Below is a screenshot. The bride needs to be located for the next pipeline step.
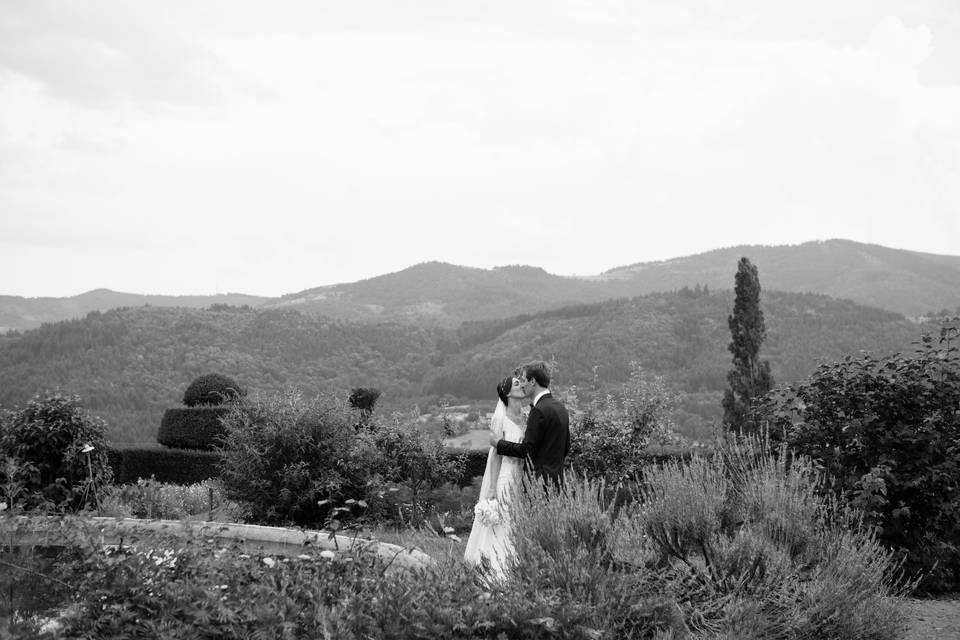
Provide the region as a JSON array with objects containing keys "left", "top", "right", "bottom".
[{"left": 463, "top": 375, "right": 527, "bottom": 577}]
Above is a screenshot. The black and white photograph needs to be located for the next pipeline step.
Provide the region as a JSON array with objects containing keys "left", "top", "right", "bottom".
[{"left": 1, "top": 2, "right": 958, "bottom": 637}]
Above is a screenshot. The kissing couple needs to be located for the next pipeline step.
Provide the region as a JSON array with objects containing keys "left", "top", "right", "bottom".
[{"left": 462, "top": 361, "right": 571, "bottom": 577}]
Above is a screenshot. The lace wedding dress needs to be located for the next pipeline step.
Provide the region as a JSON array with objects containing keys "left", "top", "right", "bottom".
[{"left": 463, "top": 402, "right": 525, "bottom": 578}]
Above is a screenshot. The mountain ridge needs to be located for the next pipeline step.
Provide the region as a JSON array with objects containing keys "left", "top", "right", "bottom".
[{"left": 3, "top": 239, "right": 959, "bottom": 331}]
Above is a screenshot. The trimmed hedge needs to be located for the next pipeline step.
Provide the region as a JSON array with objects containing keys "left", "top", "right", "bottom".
[
  {"left": 108, "top": 448, "right": 221, "bottom": 485},
  {"left": 157, "top": 407, "right": 231, "bottom": 450},
  {"left": 183, "top": 373, "right": 244, "bottom": 407}
]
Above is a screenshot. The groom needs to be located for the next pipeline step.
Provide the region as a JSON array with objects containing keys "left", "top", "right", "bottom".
[{"left": 490, "top": 361, "right": 570, "bottom": 486}]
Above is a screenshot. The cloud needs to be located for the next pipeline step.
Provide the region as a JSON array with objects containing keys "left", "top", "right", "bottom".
[
  {"left": 0, "top": 1, "right": 222, "bottom": 109},
  {"left": 1, "top": 3, "right": 958, "bottom": 296}
]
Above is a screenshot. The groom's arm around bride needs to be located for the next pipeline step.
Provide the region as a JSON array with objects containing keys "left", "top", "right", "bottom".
[{"left": 492, "top": 362, "right": 570, "bottom": 485}]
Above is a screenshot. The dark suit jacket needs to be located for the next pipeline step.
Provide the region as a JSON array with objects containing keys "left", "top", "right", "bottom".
[{"left": 496, "top": 392, "right": 570, "bottom": 483}]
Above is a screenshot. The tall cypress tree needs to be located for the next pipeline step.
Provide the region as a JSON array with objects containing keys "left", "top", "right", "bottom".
[{"left": 722, "top": 257, "right": 773, "bottom": 431}]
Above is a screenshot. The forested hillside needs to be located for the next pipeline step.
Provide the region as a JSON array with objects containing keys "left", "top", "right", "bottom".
[
  {"left": 0, "top": 291, "right": 941, "bottom": 445},
  {"left": 0, "top": 306, "right": 441, "bottom": 444}
]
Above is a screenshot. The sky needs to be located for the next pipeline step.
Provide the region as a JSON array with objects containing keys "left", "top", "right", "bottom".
[{"left": 1, "top": 1, "right": 959, "bottom": 298}]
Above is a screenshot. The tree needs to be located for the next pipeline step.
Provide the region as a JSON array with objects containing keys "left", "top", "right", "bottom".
[{"left": 722, "top": 257, "right": 773, "bottom": 431}]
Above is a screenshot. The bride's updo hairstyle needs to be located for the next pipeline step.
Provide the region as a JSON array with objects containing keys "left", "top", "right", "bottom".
[{"left": 496, "top": 376, "right": 513, "bottom": 406}]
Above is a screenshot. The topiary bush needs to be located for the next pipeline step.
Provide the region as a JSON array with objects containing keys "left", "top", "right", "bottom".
[
  {"left": 156, "top": 373, "right": 245, "bottom": 451},
  {"left": 157, "top": 407, "right": 232, "bottom": 450},
  {"left": 751, "top": 321, "right": 960, "bottom": 594},
  {"left": 0, "top": 393, "right": 113, "bottom": 511},
  {"left": 182, "top": 373, "right": 244, "bottom": 407}
]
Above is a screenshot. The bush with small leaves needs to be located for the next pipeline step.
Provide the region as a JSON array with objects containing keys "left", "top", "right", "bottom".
[
  {"left": 569, "top": 362, "right": 682, "bottom": 483},
  {"left": 750, "top": 321, "right": 960, "bottom": 594},
  {"left": 0, "top": 393, "right": 113, "bottom": 511}
]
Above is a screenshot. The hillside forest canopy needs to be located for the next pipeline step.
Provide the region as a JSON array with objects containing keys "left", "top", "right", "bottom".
[{"left": 0, "top": 288, "right": 946, "bottom": 445}]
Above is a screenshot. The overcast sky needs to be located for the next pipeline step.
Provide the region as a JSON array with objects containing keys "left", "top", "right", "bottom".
[{"left": 2, "top": 1, "right": 958, "bottom": 298}]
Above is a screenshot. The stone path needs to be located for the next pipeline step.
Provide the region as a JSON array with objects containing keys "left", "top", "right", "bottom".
[{"left": 904, "top": 597, "right": 960, "bottom": 640}]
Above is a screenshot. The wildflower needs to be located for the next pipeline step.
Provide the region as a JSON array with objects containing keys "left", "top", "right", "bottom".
[
  {"left": 320, "top": 550, "right": 336, "bottom": 560},
  {"left": 262, "top": 557, "right": 276, "bottom": 568}
]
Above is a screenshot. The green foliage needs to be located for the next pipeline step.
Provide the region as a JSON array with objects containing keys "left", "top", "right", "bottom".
[
  {"left": 723, "top": 257, "right": 773, "bottom": 431},
  {"left": 7, "top": 516, "right": 583, "bottom": 640},
  {"left": 751, "top": 322, "right": 960, "bottom": 594},
  {"left": 569, "top": 364, "right": 683, "bottom": 482},
  {"left": 182, "top": 372, "right": 244, "bottom": 407},
  {"left": 109, "top": 446, "right": 220, "bottom": 485},
  {"left": 3, "top": 440, "right": 910, "bottom": 640},
  {"left": 217, "top": 391, "right": 463, "bottom": 528},
  {"left": 157, "top": 406, "right": 231, "bottom": 450},
  {"left": 216, "top": 391, "right": 360, "bottom": 526},
  {"left": 0, "top": 393, "right": 112, "bottom": 511}
]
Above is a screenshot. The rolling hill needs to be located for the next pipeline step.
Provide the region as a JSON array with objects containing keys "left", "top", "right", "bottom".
[
  {"left": 2, "top": 240, "right": 959, "bottom": 332},
  {"left": 0, "top": 290, "right": 943, "bottom": 445},
  {"left": 0, "top": 290, "right": 269, "bottom": 333}
]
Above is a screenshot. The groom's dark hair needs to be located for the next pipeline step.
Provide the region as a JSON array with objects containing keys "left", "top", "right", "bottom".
[
  {"left": 520, "top": 361, "right": 551, "bottom": 388},
  {"left": 497, "top": 376, "right": 513, "bottom": 406}
]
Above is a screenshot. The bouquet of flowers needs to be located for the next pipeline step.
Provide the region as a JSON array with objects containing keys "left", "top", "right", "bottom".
[{"left": 474, "top": 498, "right": 505, "bottom": 526}]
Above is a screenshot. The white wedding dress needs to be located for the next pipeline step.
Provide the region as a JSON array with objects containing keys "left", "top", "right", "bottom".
[{"left": 463, "top": 402, "right": 525, "bottom": 578}]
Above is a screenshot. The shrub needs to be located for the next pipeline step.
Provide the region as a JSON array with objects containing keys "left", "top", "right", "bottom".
[
  {"left": 751, "top": 322, "right": 960, "bottom": 594},
  {"left": 217, "top": 390, "right": 462, "bottom": 528},
  {"left": 156, "top": 407, "right": 231, "bottom": 450},
  {"left": 504, "top": 436, "right": 909, "bottom": 639},
  {"left": 360, "top": 416, "right": 464, "bottom": 526},
  {"left": 182, "top": 373, "right": 244, "bottom": 407},
  {"left": 4, "top": 438, "right": 910, "bottom": 640},
  {"left": 14, "top": 519, "right": 557, "bottom": 640},
  {"left": 0, "top": 393, "right": 112, "bottom": 511},
  {"left": 216, "top": 391, "right": 360, "bottom": 526},
  {"left": 569, "top": 363, "right": 683, "bottom": 482}
]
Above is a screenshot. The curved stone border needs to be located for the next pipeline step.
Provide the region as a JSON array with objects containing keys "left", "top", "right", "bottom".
[{"left": 8, "top": 516, "right": 434, "bottom": 570}]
